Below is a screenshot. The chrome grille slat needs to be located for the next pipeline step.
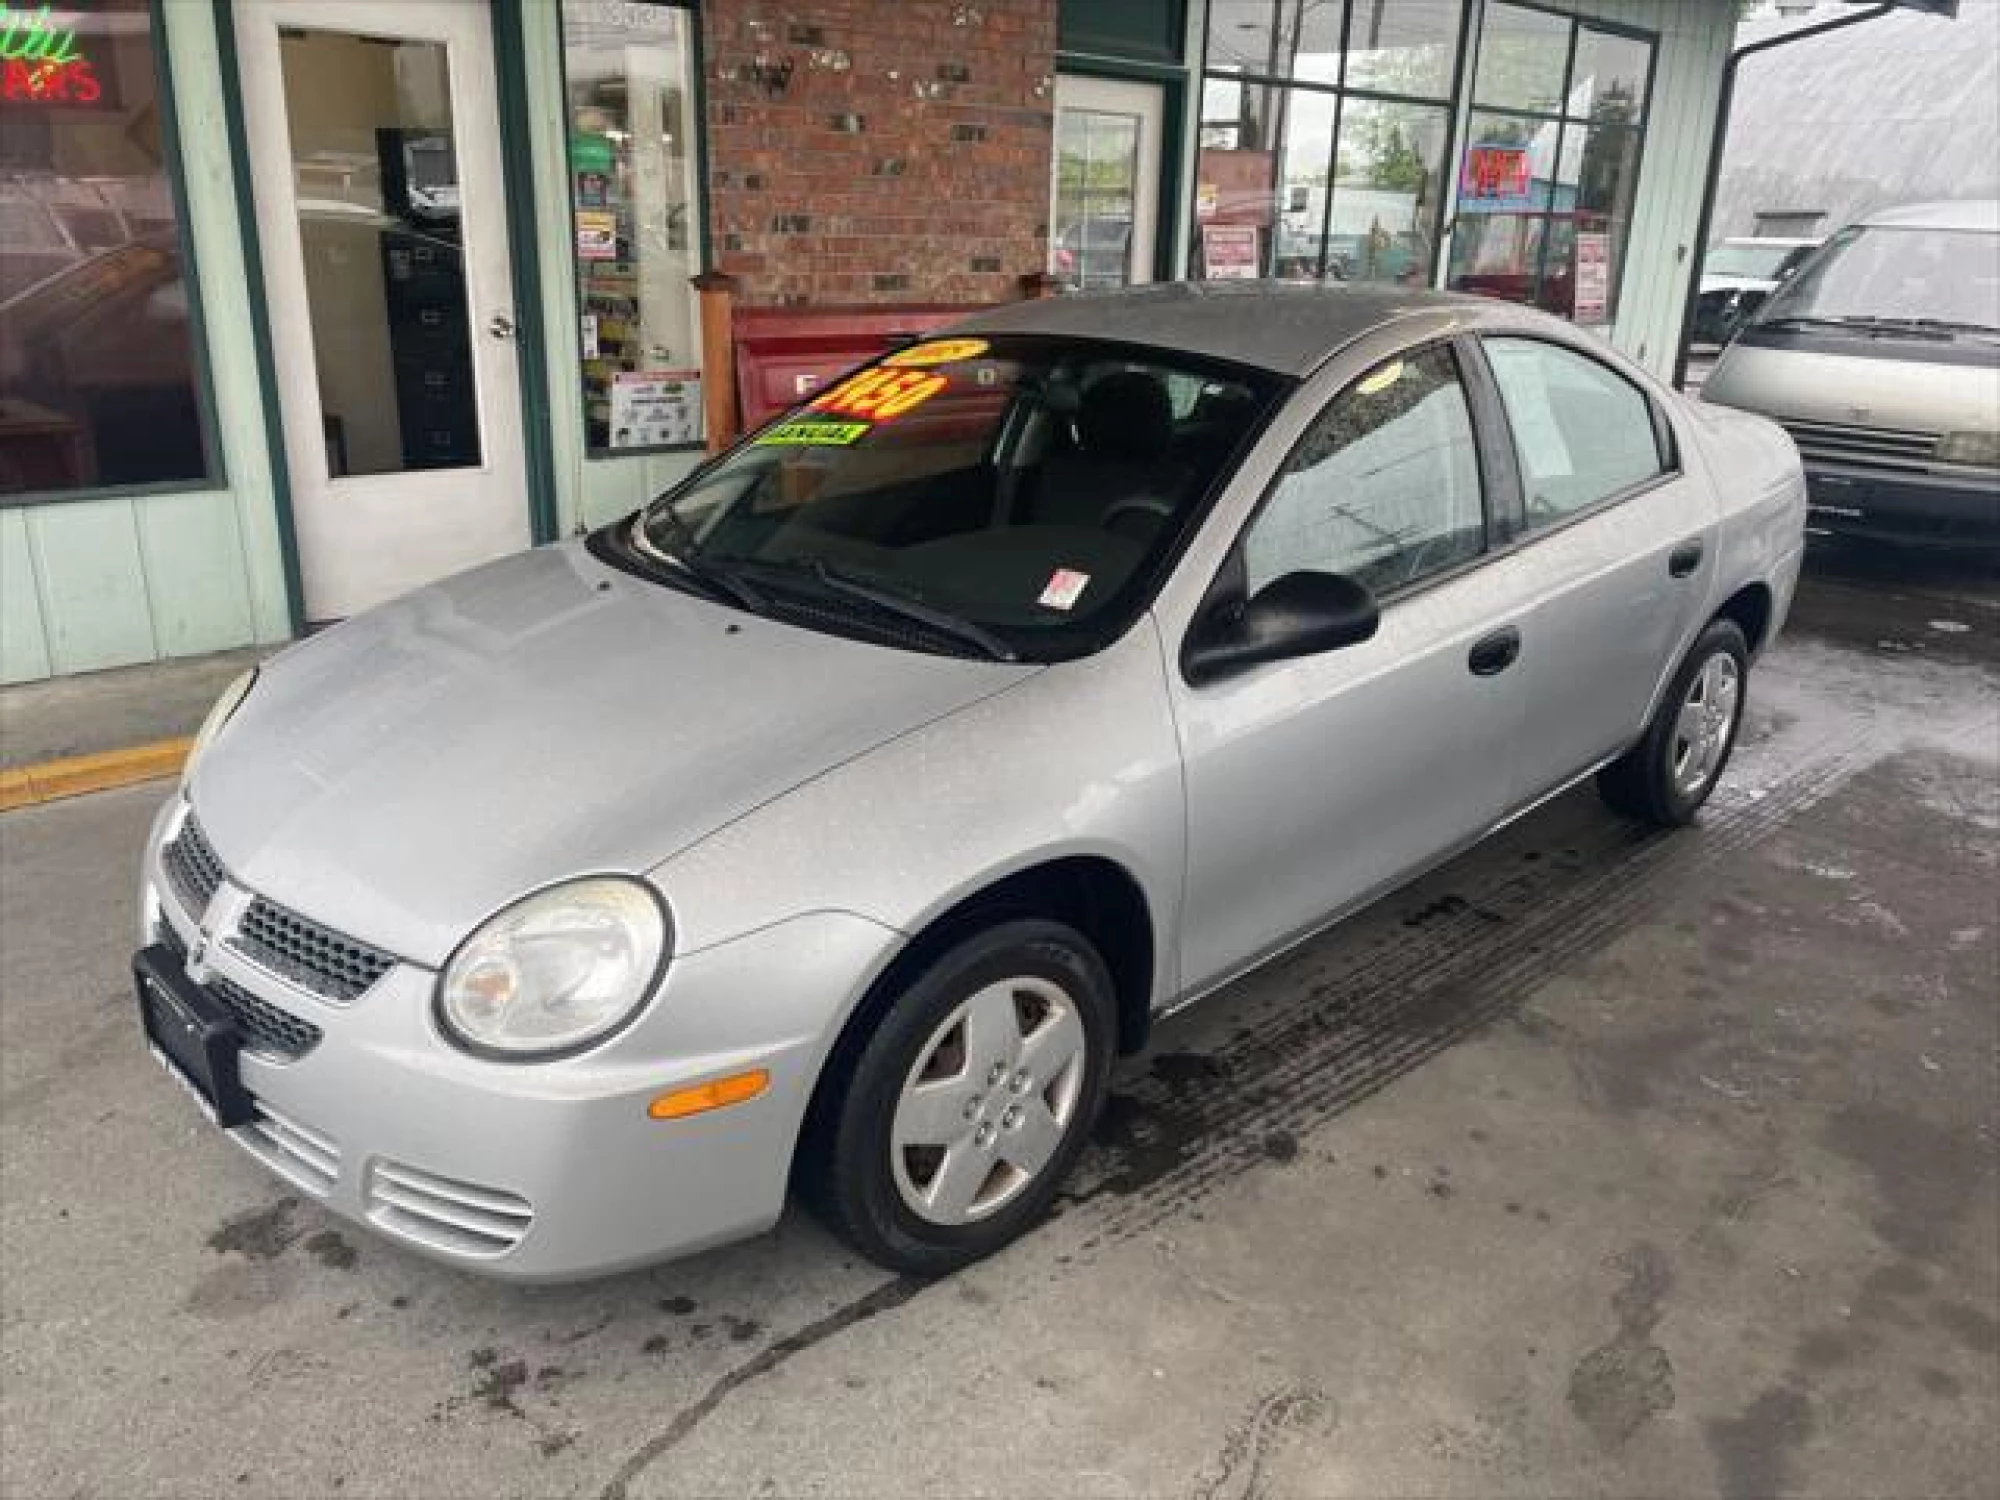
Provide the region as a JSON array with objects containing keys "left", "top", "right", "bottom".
[
  {"left": 1782, "top": 419, "right": 1939, "bottom": 472},
  {"left": 365, "top": 1160, "right": 532, "bottom": 1256},
  {"left": 238, "top": 1103, "right": 341, "bottom": 1196},
  {"left": 231, "top": 898, "right": 395, "bottom": 1004},
  {"left": 372, "top": 1162, "right": 532, "bottom": 1218},
  {"left": 161, "top": 814, "right": 225, "bottom": 918}
]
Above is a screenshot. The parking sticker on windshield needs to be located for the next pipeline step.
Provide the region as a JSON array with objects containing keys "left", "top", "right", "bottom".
[
  {"left": 1038, "top": 568, "right": 1091, "bottom": 611},
  {"left": 755, "top": 418, "right": 870, "bottom": 447}
]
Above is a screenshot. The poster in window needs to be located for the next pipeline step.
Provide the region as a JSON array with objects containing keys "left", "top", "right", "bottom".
[
  {"left": 610, "top": 370, "right": 701, "bottom": 448},
  {"left": 1574, "top": 232, "right": 1611, "bottom": 323},
  {"left": 1202, "top": 224, "right": 1259, "bottom": 281},
  {"left": 575, "top": 209, "right": 617, "bottom": 261}
]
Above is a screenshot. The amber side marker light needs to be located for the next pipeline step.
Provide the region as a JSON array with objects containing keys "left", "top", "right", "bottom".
[{"left": 648, "top": 1069, "right": 771, "bottom": 1120}]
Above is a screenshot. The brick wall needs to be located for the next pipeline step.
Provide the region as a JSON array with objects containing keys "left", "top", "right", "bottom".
[{"left": 703, "top": 0, "right": 1059, "bottom": 307}]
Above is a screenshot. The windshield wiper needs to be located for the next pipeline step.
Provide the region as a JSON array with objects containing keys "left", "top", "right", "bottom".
[
  {"left": 757, "top": 558, "right": 1018, "bottom": 662},
  {"left": 628, "top": 511, "right": 769, "bottom": 613},
  {"left": 1871, "top": 316, "right": 2000, "bottom": 340},
  {"left": 1757, "top": 314, "right": 1903, "bottom": 337}
]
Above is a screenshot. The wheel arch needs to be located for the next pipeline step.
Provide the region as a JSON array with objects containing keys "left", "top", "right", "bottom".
[
  {"left": 1712, "top": 579, "right": 1775, "bottom": 657},
  {"left": 790, "top": 853, "right": 1159, "bottom": 1189}
]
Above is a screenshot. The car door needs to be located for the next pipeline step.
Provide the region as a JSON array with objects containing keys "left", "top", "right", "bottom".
[
  {"left": 1472, "top": 336, "right": 1720, "bottom": 809},
  {"left": 1167, "top": 339, "right": 1543, "bottom": 995}
]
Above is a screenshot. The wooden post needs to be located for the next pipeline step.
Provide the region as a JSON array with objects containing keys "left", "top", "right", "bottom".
[
  {"left": 1017, "top": 270, "right": 1062, "bottom": 300},
  {"left": 690, "top": 269, "right": 741, "bottom": 451}
]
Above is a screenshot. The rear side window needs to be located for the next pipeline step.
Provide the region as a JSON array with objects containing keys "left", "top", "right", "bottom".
[
  {"left": 1243, "top": 345, "right": 1485, "bottom": 597},
  {"left": 1482, "top": 338, "right": 1665, "bottom": 527}
]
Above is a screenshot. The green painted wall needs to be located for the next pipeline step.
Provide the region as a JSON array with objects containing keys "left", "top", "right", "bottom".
[{"left": 1, "top": 0, "right": 293, "bottom": 686}]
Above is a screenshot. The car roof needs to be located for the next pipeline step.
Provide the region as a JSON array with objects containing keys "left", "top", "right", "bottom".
[
  {"left": 1857, "top": 199, "right": 2000, "bottom": 232},
  {"left": 1720, "top": 236, "right": 1818, "bottom": 247},
  {"left": 952, "top": 280, "right": 1502, "bottom": 377}
]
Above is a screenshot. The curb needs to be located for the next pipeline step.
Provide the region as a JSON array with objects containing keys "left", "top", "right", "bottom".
[{"left": 0, "top": 738, "right": 192, "bottom": 813}]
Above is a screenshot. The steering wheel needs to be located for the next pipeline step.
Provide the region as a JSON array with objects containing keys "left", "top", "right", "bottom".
[{"left": 1102, "top": 496, "right": 1173, "bottom": 540}]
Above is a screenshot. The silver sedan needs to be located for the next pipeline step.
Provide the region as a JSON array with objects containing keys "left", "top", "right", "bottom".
[{"left": 135, "top": 284, "right": 1806, "bottom": 1279}]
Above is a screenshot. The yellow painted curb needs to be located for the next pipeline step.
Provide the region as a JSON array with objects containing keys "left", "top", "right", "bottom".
[{"left": 0, "top": 738, "right": 192, "bottom": 813}]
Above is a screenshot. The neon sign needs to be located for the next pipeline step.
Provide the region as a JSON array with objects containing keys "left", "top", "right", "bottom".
[
  {"left": 1, "top": 5, "right": 101, "bottom": 104},
  {"left": 1462, "top": 145, "right": 1531, "bottom": 203}
]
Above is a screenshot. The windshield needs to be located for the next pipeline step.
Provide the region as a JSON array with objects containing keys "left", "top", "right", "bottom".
[
  {"left": 621, "top": 335, "right": 1280, "bottom": 660},
  {"left": 1705, "top": 241, "right": 1802, "bottom": 280},
  {"left": 1754, "top": 225, "right": 2000, "bottom": 330}
]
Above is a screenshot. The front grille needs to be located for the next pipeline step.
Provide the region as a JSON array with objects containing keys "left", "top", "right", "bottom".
[
  {"left": 237, "top": 1102, "right": 340, "bottom": 1196},
  {"left": 232, "top": 898, "right": 395, "bottom": 1004},
  {"left": 161, "top": 813, "right": 225, "bottom": 918},
  {"left": 207, "top": 973, "right": 323, "bottom": 1061},
  {"left": 157, "top": 922, "right": 322, "bottom": 1061},
  {"left": 1782, "top": 419, "right": 1940, "bottom": 474},
  {"left": 366, "top": 1160, "right": 533, "bottom": 1257}
]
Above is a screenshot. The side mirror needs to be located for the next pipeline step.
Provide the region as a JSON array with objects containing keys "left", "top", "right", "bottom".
[{"left": 1183, "top": 570, "right": 1380, "bottom": 686}]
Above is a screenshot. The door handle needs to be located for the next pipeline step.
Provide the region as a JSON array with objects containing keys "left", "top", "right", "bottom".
[
  {"left": 1468, "top": 626, "right": 1522, "bottom": 677},
  {"left": 1668, "top": 538, "right": 1704, "bottom": 577},
  {"left": 487, "top": 313, "right": 517, "bottom": 341}
]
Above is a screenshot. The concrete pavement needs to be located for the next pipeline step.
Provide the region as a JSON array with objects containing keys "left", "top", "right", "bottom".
[{"left": 1, "top": 555, "right": 1995, "bottom": 1499}]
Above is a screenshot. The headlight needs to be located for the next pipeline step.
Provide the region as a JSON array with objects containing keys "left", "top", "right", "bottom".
[
  {"left": 182, "top": 668, "right": 256, "bottom": 785},
  {"left": 436, "top": 877, "right": 669, "bottom": 1059},
  {"left": 1937, "top": 431, "right": 2000, "bottom": 468}
]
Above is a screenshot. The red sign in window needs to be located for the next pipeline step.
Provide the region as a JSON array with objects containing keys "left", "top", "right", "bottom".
[{"left": 1462, "top": 145, "right": 1531, "bottom": 202}]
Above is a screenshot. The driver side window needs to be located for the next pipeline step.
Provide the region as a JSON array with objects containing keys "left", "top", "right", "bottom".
[{"left": 1242, "top": 345, "right": 1486, "bottom": 598}]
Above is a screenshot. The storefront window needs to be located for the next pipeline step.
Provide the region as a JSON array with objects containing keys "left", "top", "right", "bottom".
[
  {"left": 0, "top": 0, "right": 215, "bottom": 498},
  {"left": 561, "top": 0, "right": 703, "bottom": 453},
  {"left": 1052, "top": 109, "right": 1140, "bottom": 289},
  {"left": 1194, "top": 1, "right": 1466, "bottom": 287},
  {"left": 1448, "top": 3, "right": 1653, "bottom": 327}
]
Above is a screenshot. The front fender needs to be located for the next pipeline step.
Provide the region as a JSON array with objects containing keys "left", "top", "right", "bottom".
[{"left": 649, "top": 620, "right": 1188, "bottom": 1009}]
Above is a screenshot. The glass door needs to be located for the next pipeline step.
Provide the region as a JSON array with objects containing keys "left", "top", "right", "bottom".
[
  {"left": 1050, "top": 76, "right": 1164, "bottom": 291},
  {"left": 234, "top": 0, "right": 530, "bottom": 622}
]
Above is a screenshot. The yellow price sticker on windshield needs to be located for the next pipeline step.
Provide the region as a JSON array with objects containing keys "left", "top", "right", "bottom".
[
  {"left": 883, "top": 337, "right": 990, "bottom": 367},
  {"left": 755, "top": 418, "right": 869, "bottom": 447},
  {"left": 1356, "top": 359, "right": 1405, "bottom": 397}
]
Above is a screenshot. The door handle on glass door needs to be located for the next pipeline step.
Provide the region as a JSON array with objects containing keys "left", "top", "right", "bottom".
[
  {"left": 1468, "top": 627, "right": 1522, "bottom": 677},
  {"left": 487, "top": 314, "right": 517, "bottom": 340}
]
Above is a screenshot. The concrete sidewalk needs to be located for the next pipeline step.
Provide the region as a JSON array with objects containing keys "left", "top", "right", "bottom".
[{"left": 0, "top": 647, "right": 265, "bottom": 777}]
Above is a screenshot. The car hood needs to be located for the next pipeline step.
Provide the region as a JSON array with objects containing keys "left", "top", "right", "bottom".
[{"left": 191, "top": 542, "right": 1036, "bottom": 966}]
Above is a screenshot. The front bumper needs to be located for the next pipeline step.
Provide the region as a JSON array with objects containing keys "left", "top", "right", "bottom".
[
  {"left": 1805, "top": 461, "right": 2000, "bottom": 546},
  {"left": 138, "top": 799, "right": 899, "bottom": 1281}
]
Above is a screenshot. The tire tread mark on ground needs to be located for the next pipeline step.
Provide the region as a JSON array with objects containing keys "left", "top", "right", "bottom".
[
  {"left": 1071, "top": 733, "right": 1886, "bottom": 1246},
  {"left": 595, "top": 1276, "right": 924, "bottom": 1500}
]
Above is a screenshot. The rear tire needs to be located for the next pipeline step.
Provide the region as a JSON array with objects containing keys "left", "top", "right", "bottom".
[
  {"left": 1598, "top": 618, "right": 1749, "bottom": 826},
  {"left": 804, "top": 918, "right": 1115, "bottom": 1275}
]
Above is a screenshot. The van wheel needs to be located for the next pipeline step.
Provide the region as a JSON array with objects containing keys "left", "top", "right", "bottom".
[
  {"left": 807, "top": 919, "right": 1115, "bottom": 1275},
  {"left": 1598, "top": 618, "right": 1749, "bottom": 826}
]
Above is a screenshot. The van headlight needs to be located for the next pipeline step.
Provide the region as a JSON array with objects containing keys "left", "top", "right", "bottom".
[
  {"left": 437, "top": 878, "right": 670, "bottom": 1059},
  {"left": 182, "top": 668, "right": 257, "bottom": 785},
  {"left": 1937, "top": 431, "right": 2000, "bottom": 468}
]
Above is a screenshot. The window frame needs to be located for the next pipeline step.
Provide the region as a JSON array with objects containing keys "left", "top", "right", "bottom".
[
  {"left": 554, "top": 0, "right": 712, "bottom": 461},
  {"left": 1449, "top": 0, "right": 1660, "bottom": 324},
  {"left": 1185, "top": 334, "right": 1510, "bottom": 664},
  {"left": 0, "top": 0, "right": 227, "bottom": 510},
  {"left": 1193, "top": 0, "right": 1473, "bottom": 288},
  {"left": 1462, "top": 330, "right": 1682, "bottom": 544}
]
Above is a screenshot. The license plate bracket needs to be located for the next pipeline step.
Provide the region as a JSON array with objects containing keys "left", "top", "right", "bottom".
[{"left": 134, "top": 943, "right": 253, "bottom": 1129}]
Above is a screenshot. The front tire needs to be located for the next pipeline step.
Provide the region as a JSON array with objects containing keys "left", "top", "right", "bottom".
[
  {"left": 807, "top": 919, "right": 1116, "bottom": 1275},
  {"left": 1598, "top": 618, "right": 1749, "bottom": 826}
]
